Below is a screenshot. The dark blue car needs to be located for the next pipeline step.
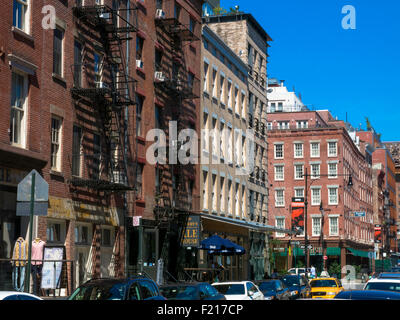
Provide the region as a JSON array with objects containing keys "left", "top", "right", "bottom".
[
  {"left": 257, "top": 280, "right": 290, "bottom": 300},
  {"left": 280, "top": 274, "right": 311, "bottom": 299},
  {"left": 159, "top": 282, "right": 226, "bottom": 300},
  {"left": 68, "top": 276, "right": 166, "bottom": 300},
  {"left": 335, "top": 290, "right": 400, "bottom": 300}
]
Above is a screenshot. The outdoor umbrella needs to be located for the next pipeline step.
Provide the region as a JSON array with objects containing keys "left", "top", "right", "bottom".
[
  {"left": 200, "top": 235, "right": 226, "bottom": 251},
  {"left": 201, "top": 235, "right": 245, "bottom": 255}
]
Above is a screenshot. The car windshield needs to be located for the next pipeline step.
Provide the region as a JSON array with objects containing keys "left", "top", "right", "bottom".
[
  {"left": 69, "top": 282, "right": 127, "bottom": 300},
  {"left": 365, "top": 282, "right": 400, "bottom": 292},
  {"left": 258, "top": 282, "right": 276, "bottom": 291},
  {"left": 213, "top": 284, "right": 245, "bottom": 295},
  {"left": 160, "top": 286, "right": 198, "bottom": 300},
  {"left": 281, "top": 276, "right": 300, "bottom": 286},
  {"left": 310, "top": 280, "right": 337, "bottom": 288}
]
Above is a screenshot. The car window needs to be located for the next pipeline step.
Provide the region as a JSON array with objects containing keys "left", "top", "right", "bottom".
[
  {"left": 129, "top": 283, "right": 141, "bottom": 300},
  {"left": 201, "top": 283, "right": 218, "bottom": 297},
  {"left": 258, "top": 282, "right": 276, "bottom": 291},
  {"left": 69, "top": 282, "right": 127, "bottom": 300},
  {"left": 3, "top": 295, "right": 19, "bottom": 300},
  {"left": 198, "top": 284, "right": 209, "bottom": 298},
  {"left": 213, "top": 284, "right": 245, "bottom": 295},
  {"left": 365, "top": 282, "right": 400, "bottom": 292},
  {"left": 139, "top": 281, "right": 158, "bottom": 299},
  {"left": 310, "top": 280, "right": 338, "bottom": 288},
  {"left": 160, "top": 286, "right": 198, "bottom": 300}
]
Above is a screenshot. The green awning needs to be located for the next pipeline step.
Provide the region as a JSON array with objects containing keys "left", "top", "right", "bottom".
[
  {"left": 293, "top": 247, "right": 305, "bottom": 256},
  {"left": 347, "top": 248, "right": 370, "bottom": 258},
  {"left": 326, "top": 247, "right": 341, "bottom": 256}
]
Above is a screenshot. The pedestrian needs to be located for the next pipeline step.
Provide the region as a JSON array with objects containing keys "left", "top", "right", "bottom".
[
  {"left": 271, "top": 268, "right": 279, "bottom": 279},
  {"left": 310, "top": 265, "right": 316, "bottom": 279}
]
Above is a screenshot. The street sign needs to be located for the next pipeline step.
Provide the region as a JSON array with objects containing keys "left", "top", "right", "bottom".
[
  {"left": 132, "top": 216, "right": 142, "bottom": 227},
  {"left": 16, "top": 170, "right": 48, "bottom": 216},
  {"left": 323, "top": 255, "right": 328, "bottom": 260},
  {"left": 353, "top": 211, "right": 365, "bottom": 217},
  {"left": 307, "top": 245, "right": 313, "bottom": 250}
]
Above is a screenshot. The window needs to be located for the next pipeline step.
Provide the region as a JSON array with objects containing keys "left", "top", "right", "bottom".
[
  {"left": 241, "top": 92, "right": 246, "bottom": 118},
  {"left": 227, "top": 81, "right": 232, "bottom": 109},
  {"left": 267, "top": 122, "right": 272, "bottom": 130},
  {"left": 234, "top": 87, "right": 239, "bottom": 114},
  {"left": 329, "top": 216, "right": 339, "bottom": 236},
  {"left": 136, "top": 36, "right": 144, "bottom": 65},
  {"left": 203, "top": 62, "right": 209, "bottom": 92},
  {"left": 72, "top": 125, "right": 83, "bottom": 176},
  {"left": 139, "top": 281, "right": 158, "bottom": 300},
  {"left": 294, "top": 188, "right": 304, "bottom": 198},
  {"left": 311, "top": 163, "right": 320, "bottom": 179},
  {"left": 274, "top": 165, "right": 284, "bottom": 181},
  {"left": 235, "top": 183, "right": 240, "bottom": 217},
  {"left": 219, "top": 74, "right": 225, "bottom": 104},
  {"left": 53, "top": 27, "right": 64, "bottom": 76},
  {"left": 294, "top": 164, "right": 304, "bottom": 180},
  {"left": 275, "top": 189, "right": 285, "bottom": 207},
  {"left": 92, "top": 133, "right": 101, "bottom": 179},
  {"left": 311, "top": 187, "right": 321, "bottom": 206},
  {"left": 211, "top": 174, "right": 217, "bottom": 211},
  {"left": 227, "top": 180, "right": 232, "bottom": 215},
  {"left": 270, "top": 103, "right": 276, "bottom": 112},
  {"left": 277, "top": 102, "right": 283, "bottom": 112},
  {"left": 202, "top": 171, "right": 208, "bottom": 210},
  {"left": 75, "top": 224, "right": 90, "bottom": 245},
  {"left": 13, "top": 0, "right": 29, "bottom": 32},
  {"left": 174, "top": 3, "right": 181, "bottom": 20},
  {"left": 156, "top": 0, "right": 163, "bottom": 10},
  {"left": 94, "top": 52, "right": 103, "bottom": 84},
  {"left": 73, "top": 40, "right": 83, "bottom": 87},
  {"left": 136, "top": 164, "right": 144, "bottom": 199},
  {"left": 278, "top": 121, "right": 289, "bottom": 129},
  {"left": 51, "top": 117, "right": 62, "bottom": 171},
  {"left": 276, "top": 217, "right": 285, "bottom": 237},
  {"left": 328, "top": 162, "right": 338, "bottom": 178},
  {"left": 220, "top": 177, "right": 225, "bottom": 213},
  {"left": 274, "top": 143, "right": 284, "bottom": 159},
  {"left": 189, "top": 17, "right": 195, "bottom": 34},
  {"left": 136, "top": 94, "right": 143, "bottom": 137},
  {"left": 312, "top": 217, "right": 321, "bottom": 236},
  {"left": 211, "top": 68, "right": 217, "bottom": 98},
  {"left": 10, "top": 72, "right": 27, "bottom": 147},
  {"left": 101, "top": 228, "right": 112, "bottom": 246},
  {"left": 328, "top": 141, "right": 338, "bottom": 157},
  {"left": 310, "top": 142, "right": 320, "bottom": 158},
  {"left": 46, "top": 221, "right": 64, "bottom": 243},
  {"left": 294, "top": 143, "right": 303, "bottom": 158},
  {"left": 296, "top": 121, "right": 308, "bottom": 129},
  {"left": 328, "top": 187, "right": 339, "bottom": 205}
]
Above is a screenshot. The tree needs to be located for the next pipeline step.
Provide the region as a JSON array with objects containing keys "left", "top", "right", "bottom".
[{"left": 212, "top": 6, "right": 227, "bottom": 16}]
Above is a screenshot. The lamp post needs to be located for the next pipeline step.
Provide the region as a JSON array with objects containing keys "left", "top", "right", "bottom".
[{"left": 302, "top": 168, "right": 353, "bottom": 270}]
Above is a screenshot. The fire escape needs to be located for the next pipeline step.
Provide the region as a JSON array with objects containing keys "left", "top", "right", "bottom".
[
  {"left": 153, "top": 3, "right": 200, "bottom": 281},
  {"left": 69, "top": 4, "right": 137, "bottom": 193}
]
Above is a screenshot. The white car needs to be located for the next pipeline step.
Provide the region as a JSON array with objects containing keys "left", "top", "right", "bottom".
[
  {"left": 364, "top": 274, "right": 400, "bottom": 293},
  {"left": 0, "top": 291, "right": 43, "bottom": 300},
  {"left": 287, "top": 268, "right": 311, "bottom": 278},
  {"left": 211, "top": 281, "right": 264, "bottom": 300}
]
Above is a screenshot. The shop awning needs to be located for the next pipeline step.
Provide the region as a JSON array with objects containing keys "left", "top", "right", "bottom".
[
  {"left": 200, "top": 235, "right": 246, "bottom": 255},
  {"left": 347, "top": 248, "right": 370, "bottom": 258},
  {"left": 326, "top": 247, "right": 341, "bottom": 256}
]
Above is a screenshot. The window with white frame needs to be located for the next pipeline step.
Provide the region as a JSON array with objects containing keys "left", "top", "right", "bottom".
[
  {"left": 202, "top": 113, "right": 209, "bottom": 153},
  {"left": 211, "top": 68, "right": 217, "bottom": 97},
  {"left": 241, "top": 92, "right": 246, "bottom": 118},
  {"left": 328, "top": 162, "right": 338, "bottom": 178},
  {"left": 329, "top": 216, "right": 339, "bottom": 236},
  {"left": 274, "top": 165, "right": 284, "bottom": 181},
  {"left": 53, "top": 27, "right": 64, "bottom": 77},
  {"left": 235, "top": 183, "right": 240, "bottom": 217},
  {"left": 274, "top": 143, "right": 284, "bottom": 159},
  {"left": 310, "top": 142, "right": 320, "bottom": 157},
  {"left": 267, "top": 122, "right": 273, "bottom": 130},
  {"left": 10, "top": 72, "right": 27, "bottom": 147},
  {"left": 227, "top": 127, "right": 233, "bottom": 163},
  {"left": 275, "top": 217, "right": 285, "bottom": 237},
  {"left": 277, "top": 121, "right": 289, "bottom": 129},
  {"left": 203, "top": 62, "right": 209, "bottom": 92},
  {"left": 101, "top": 227, "right": 114, "bottom": 247},
  {"left": 13, "top": 0, "right": 29, "bottom": 33},
  {"left": 312, "top": 217, "right": 321, "bottom": 236},
  {"left": 296, "top": 120, "right": 308, "bottom": 129},
  {"left": 294, "top": 187, "right": 304, "bottom": 198},
  {"left": 51, "top": 117, "right": 62, "bottom": 171},
  {"left": 227, "top": 81, "right": 232, "bottom": 109},
  {"left": 292, "top": 164, "right": 302, "bottom": 180},
  {"left": 328, "top": 141, "right": 338, "bottom": 157},
  {"left": 241, "top": 186, "right": 246, "bottom": 217},
  {"left": 75, "top": 223, "right": 92, "bottom": 245},
  {"left": 220, "top": 177, "right": 225, "bottom": 213},
  {"left": 47, "top": 220, "right": 66, "bottom": 244},
  {"left": 202, "top": 171, "right": 208, "bottom": 210},
  {"left": 311, "top": 187, "right": 321, "bottom": 206},
  {"left": 72, "top": 125, "right": 82, "bottom": 176},
  {"left": 227, "top": 180, "right": 232, "bottom": 215},
  {"left": 219, "top": 74, "right": 225, "bottom": 103},
  {"left": 328, "top": 186, "right": 339, "bottom": 205},
  {"left": 211, "top": 174, "right": 217, "bottom": 211},
  {"left": 234, "top": 87, "right": 239, "bottom": 114},
  {"left": 294, "top": 143, "right": 304, "bottom": 158},
  {"left": 311, "top": 163, "right": 320, "bottom": 179},
  {"left": 275, "top": 189, "right": 285, "bottom": 207}
]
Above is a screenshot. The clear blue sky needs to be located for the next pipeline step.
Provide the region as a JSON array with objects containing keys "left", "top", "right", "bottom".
[{"left": 221, "top": 0, "right": 400, "bottom": 141}]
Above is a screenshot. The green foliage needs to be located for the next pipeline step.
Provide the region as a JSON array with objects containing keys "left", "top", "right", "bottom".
[
  {"left": 212, "top": 6, "right": 227, "bottom": 15},
  {"left": 328, "top": 261, "right": 341, "bottom": 277}
]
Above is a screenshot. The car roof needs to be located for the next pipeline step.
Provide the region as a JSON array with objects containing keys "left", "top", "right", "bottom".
[
  {"left": 310, "top": 277, "right": 336, "bottom": 280},
  {"left": 0, "top": 291, "right": 43, "bottom": 299},
  {"left": 377, "top": 272, "right": 400, "bottom": 279},
  {"left": 367, "top": 278, "right": 400, "bottom": 283},
  {"left": 212, "top": 281, "right": 250, "bottom": 285},
  {"left": 160, "top": 282, "right": 207, "bottom": 288},
  {"left": 80, "top": 276, "right": 153, "bottom": 286}
]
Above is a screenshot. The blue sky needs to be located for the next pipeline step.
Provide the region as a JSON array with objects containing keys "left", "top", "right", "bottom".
[{"left": 220, "top": 0, "right": 400, "bottom": 141}]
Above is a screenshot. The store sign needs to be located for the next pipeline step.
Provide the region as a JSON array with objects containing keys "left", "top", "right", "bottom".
[
  {"left": 182, "top": 215, "right": 200, "bottom": 247},
  {"left": 374, "top": 225, "right": 382, "bottom": 243}
]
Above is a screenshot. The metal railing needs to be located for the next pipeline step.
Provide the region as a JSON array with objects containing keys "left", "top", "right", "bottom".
[{"left": 0, "top": 259, "right": 75, "bottom": 298}]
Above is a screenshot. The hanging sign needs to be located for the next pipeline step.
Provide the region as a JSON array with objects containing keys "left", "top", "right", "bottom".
[
  {"left": 291, "top": 198, "right": 305, "bottom": 234},
  {"left": 182, "top": 215, "right": 200, "bottom": 247}
]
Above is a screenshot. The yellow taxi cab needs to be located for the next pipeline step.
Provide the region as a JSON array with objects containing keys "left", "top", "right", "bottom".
[{"left": 309, "top": 277, "right": 343, "bottom": 299}]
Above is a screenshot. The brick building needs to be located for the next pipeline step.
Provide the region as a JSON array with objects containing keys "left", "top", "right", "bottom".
[{"left": 267, "top": 109, "right": 374, "bottom": 275}]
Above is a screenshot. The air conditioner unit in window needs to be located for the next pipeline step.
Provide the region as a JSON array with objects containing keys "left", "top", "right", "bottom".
[
  {"left": 99, "top": 12, "right": 110, "bottom": 20},
  {"left": 136, "top": 60, "right": 143, "bottom": 69},
  {"left": 95, "top": 81, "right": 108, "bottom": 89},
  {"left": 154, "top": 71, "right": 165, "bottom": 81},
  {"left": 155, "top": 9, "right": 166, "bottom": 19}
]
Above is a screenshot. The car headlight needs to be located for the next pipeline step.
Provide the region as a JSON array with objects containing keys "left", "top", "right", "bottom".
[
  {"left": 264, "top": 296, "right": 274, "bottom": 300},
  {"left": 327, "top": 292, "right": 336, "bottom": 296},
  {"left": 291, "top": 291, "right": 298, "bottom": 296}
]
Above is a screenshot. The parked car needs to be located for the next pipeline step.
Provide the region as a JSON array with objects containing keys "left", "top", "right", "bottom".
[
  {"left": 280, "top": 274, "right": 311, "bottom": 299},
  {"left": 287, "top": 267, "right": 311, "bottom": 278},
  {"left": 256, "top": 280, "right": 290, "bottom": 300},
  {"left": 376, "top": 272, "right": 400, "bottom": 279},
  {"left": 159, "top": 282, "right": 225, "bottom": 300},
  {"left": 363, "top": 277, "right": 400, "bottom": 293},
  {"left": 0, "top": 292, "right": 43, "bottom": 300},
  {"left": 68, "top": 277, "right": 166, "bottom": 300},
  {"left": 212, "top": 281, "right": 264, "bottom": 300},
  {"left": 309, "top": 277, "right": 344, "bottom": 299},
  {"left": 335, "top": 290, "right": 400, "bottom": 300}
]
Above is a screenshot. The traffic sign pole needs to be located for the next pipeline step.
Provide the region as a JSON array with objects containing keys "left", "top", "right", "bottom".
[{"left": 25, "top": 172, "right": 35, "bottom": 293}]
